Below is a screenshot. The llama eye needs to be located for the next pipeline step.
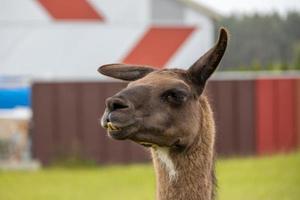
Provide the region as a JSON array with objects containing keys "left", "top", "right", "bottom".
[{"left": 162, "top": 90, "right": 188, "bottom": 105}]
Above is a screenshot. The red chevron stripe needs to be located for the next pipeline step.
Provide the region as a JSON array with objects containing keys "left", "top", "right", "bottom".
[
  {"left": 38, "top": 0, "right": 104, "bottom": 20},
  {"left": 123, "top": 27, "right": 195, "bottom": 68}
]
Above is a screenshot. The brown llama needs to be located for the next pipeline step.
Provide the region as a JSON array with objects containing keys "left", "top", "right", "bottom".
[{"left": 98, "top": 28, "right": 228, "bottom": 200}]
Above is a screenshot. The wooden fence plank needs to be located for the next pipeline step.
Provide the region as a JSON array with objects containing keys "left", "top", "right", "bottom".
[
  {"left": 55, "top": 83, "right": 81, "bottom": 158},
  {"left": 214, "top": 80, "right": 237, "bottom": 156},
  {"left": 256, "top": 79, "right": 276, "bottom": 155},
  {"left": 275, "top": 79, "right": 297, "bottom": 152},
  {"left": 296, "top": 79, "right": 300, "bottom": 148},
  {"left": 236, "top": 80, "right": 255, "bottom": 155},
  {"left": 32, "top": 83, "right": 56, "bottom": 165},
  {"left": 79, "top": 83, "right": 106, "bottom": 163}
]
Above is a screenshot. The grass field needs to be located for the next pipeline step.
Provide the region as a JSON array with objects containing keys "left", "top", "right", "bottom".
[{"left": 0, "top": 152, "right": 299, "bottom": 200}]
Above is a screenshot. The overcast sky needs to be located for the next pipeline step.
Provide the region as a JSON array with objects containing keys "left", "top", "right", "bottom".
[{"left": 196, "top": 0, "right": 300, "bottom": 16}]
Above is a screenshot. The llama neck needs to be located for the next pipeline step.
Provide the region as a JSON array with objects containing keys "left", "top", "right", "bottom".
[
  {"left": 151, "top": 97, "right": 216, "bottom": 200},
  {"left": 151, "top": 142, "right": 215, "bottom": 200}
]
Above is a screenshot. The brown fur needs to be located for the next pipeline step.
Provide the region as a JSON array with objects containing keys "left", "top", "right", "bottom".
[
  {"left": 98, "top": 28, "right": 228, "bottom": 200},
  {"left": 152, "top": 96, "right": 216, "bottom": 200}
]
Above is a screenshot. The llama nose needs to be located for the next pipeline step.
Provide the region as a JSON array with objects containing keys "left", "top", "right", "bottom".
[{"left": 106, "top": 97, "right": 130, "bottom": 112}]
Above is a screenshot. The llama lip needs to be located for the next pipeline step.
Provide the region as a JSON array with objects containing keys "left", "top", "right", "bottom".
[
  {"left": 138, "top": 141, "right": 156, "bottom": 148},
  {"left": 107, "top": 128, "right": 132, "bottom": 140},
  {"left": 104, "top": 122, "right": 137, "bottom": 140},
  {"left": 105, "top": 122, "right": 128, "bottom": 139}
]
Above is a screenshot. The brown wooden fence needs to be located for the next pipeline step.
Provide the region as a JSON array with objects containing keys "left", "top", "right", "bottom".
[
  {"left": 32, "top": 82, "right": 149, "bottom": 165},
  {"left": 207, "top": 80, "right": 255, "bottom": 156},
  {"left": 32, "top": 78, "right": 300, "bottom": 166}
]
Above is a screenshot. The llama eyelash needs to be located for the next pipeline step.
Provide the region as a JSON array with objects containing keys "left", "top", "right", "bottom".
[{"left": 160, "top": 88, "right": 189, "bottom": 107}]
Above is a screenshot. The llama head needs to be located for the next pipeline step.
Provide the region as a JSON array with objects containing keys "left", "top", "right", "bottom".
[{"left": 98, "top": 28, "right": 228, "bottom": 150}]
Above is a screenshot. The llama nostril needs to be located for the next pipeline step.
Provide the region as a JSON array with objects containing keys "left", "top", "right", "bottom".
[
  {"left": 107, "top": 97, "right": 130, "bottom": 111},
  {"left": 112, "top": 101, "right": 128, "bottom": 110}
]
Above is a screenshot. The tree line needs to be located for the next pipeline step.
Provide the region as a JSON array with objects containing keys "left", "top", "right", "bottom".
[{"left": 217, "top": 12, "right": 300, "bottom": 70}]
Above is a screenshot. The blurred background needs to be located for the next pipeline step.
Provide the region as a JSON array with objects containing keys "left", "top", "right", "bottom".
[{"left": 0, "top": 0, "right": 299, "bottom": 200}]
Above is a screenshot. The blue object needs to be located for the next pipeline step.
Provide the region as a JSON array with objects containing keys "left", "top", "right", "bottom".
[{"left": 0, "top": 87, "right": 31, "bottom": 108}]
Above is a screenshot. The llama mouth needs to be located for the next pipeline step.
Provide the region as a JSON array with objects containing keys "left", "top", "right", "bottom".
[
  {"left": 138, "top": 141, "right": 156, "bottom": 148},
  {"left": 107, "top": 122, "right": 121, "bottom": 131},
  {"left": 107, "top": 128, "right": 129, "bottom": 140},
  {"left": 104, "top": 122, "right": 137, "bottom": 140}
]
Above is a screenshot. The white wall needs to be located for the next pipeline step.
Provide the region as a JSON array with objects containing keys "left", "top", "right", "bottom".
[
  {"left": 0, "top": 0, "right": 216, "bottom": 80},
  {"left": 89, "top": 0, "right": 151, "bottom": 24},
  {"left": 0, "top": 24, "right": 147, "bottom": 80},
  {"left": 0, "top": 0, "right": 50, "bottom": 21},
  {"left": 167, "top": 7, "right": 215, "bottom": 68}
]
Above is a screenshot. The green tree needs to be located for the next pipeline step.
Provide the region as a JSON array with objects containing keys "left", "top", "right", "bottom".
[
  {"left": 293, "top": 42, "right": 300, "bottom": 69},
  {"left": 217, "top": 12, "right": 300, "bottom": 70}
]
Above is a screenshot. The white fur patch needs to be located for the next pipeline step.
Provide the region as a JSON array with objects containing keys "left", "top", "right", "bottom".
[{"left": 155, "top": 147, "right": 177, "bottom": 181}]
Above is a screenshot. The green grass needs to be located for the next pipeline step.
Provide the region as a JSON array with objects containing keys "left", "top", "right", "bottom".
[
  {"left": 0, "top": 152, "right": 299, "bottom": 200},
  {"left": 217, "top": 152, "right": 300, "bottom": 200}
]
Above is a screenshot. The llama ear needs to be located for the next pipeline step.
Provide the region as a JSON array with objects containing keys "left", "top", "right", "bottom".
[
  {"left": 98, "top": 64, "right": 155, "bottom": 81},
  {"left": 188, "top": 28, "right": 228, "bottom": 93}
]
